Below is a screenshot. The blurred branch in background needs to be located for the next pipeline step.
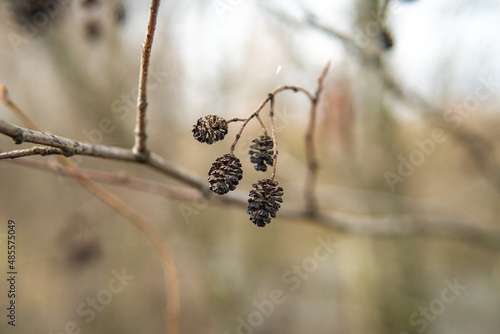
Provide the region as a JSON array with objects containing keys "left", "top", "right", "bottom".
[
  {"left": 304, "top": 61, "right": 330, "bottom": 216},
  {"left": 264, "top": 1, "right": 500, "bottom": 197},
  {"left": 7, "top": 150, "right": 500, "bottom": 251},
  {"left": 1, "top": 51, "right": 499, "bottom": 252},
  {"left": 383, "top": 73, "right": 500, "bottom": 195}
]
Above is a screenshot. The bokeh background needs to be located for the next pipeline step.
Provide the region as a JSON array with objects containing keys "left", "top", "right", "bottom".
[{"left": 1, "top": 0, "right": 500, "bottom": 333}]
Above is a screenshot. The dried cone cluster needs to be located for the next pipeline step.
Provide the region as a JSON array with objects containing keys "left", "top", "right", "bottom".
[
  {"left": 249, "top": 135, "right": 274, "bottom": 172},
  {"left": 208, "top": 154, "right": 243, "bottom": 195},
  {"left": 247, "top": 179, "right": 283, "bottom": 227},
  {"left": 192, "top": 114, "right": 284, "bottom": 227},
  {"left": 192, "top": 115, "right": 228, "bottom": 144}
]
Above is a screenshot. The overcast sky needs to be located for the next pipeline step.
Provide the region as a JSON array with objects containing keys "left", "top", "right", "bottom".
[{"left": 124, "top": 0, "right": 500, "bottom": 111}]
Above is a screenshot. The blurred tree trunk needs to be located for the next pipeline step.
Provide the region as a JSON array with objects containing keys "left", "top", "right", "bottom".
[{"left": 352, "top": 0, "right": 401, "bottom": 191}]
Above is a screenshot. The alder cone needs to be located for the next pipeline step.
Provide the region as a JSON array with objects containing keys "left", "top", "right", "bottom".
[
  {"left": 192, "top": 115, "right": 228, "bottom": 144},
  {"left": 208, "top": 154, "right": 243, "bottom": 195},
  {"left": 249, "top": 135, "right": 274, "bottom": 172},
  {"left": 247, "top": 179, "right": 283, "bottom": 227}
]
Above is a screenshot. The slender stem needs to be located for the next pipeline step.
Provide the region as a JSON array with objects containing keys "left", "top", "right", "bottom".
[
  {"left": 0, "top": 84, "right": 39, "bottom": 130},
  {"left": 229, "top": 96, "right": 272, "bottom": 154},
  {"left": 255, "top": 114, "right": 268, "bottom": 137},
  {"left": 302, "top": 12, "right": 381, "bottom": 60},
  {"left": 0, "top": 146, "right": 72, "bottom": 159},
  {"left": 229, "top": 85, "right": 313, "bottom": 154},
  {"left": 304, "top": 62, "right": 330, "bottom": 216},
  {"left": 226, "top": 118, "right": 247, "bottom": 123},
  {"left": 272, "top": 85, "right": 314, "bottom": 102},
  {"left": 133, "top": 0, "right": 161, "bottom": 158},
  {"left": 268, "top": 94, "right": 278, "bottom": 180}
]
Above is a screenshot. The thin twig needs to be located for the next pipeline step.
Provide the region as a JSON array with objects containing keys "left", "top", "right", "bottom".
[
  {"left": 1, "top": 84, "right": 39, "bottom": 129},
  {"left": 147, "top": 152, "right": 208, "bottom": 194},
  {"left": 269, "top": 94, "right": 278, "bottom": 180},
  {"left": 229, "top": 85, "right": 314, "bottom": 154},
  {"left": 0, "top": 146, "right": 72, "bottom": 159},
  {"left": 304, "top": 62, "right": 330, "bottom": 216},
  {"left": 229, "top": 97, "right": 271, "bottom": 154},
  {"left": 264, "top": 6, "right": 381, "bottom": 62},
  {"left": 260, "top": 3, "right": 360, "bottom": 53},
  {"left": 255, "top": 114, "right": 268, "bottom": 137},
  {"left": 272, "top": 85, "right": 314, "bottom": 102},
  {"left": 133, "top": 0, "right": 161, "bottom": 158},
  {"left": 226, "top": 117, "right": 247, "bottom": 123}
]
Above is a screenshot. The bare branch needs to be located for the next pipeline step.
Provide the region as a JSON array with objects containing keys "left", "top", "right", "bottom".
[
  {"left": 255, "top": 114, "right": 268, "bottom": 137},
  {"left": 0, "top": 120, "right": 207, "bottom": 193},
  {"left": 270, "top": 5, "right": 500, "bottom": 199},
  {"left": 147, "top": 152, "right": 208, "bottom": 193},
  {"left": 382, "top": 73, "right": 500, "bottom": 195},
  {"left": 311, "top": 211, "right": 500, "bottom": 251},
  {"left": 229, "top": 98, "right": 270, "bottom": 154},
  {"left": 272, "top": 85, "right": 314, "bottom": 102},
  {"left": 226, "top": 117, "right": 247, "bottom": 123},
  {"left": 260, "top": 3, "right": 360, "bottom": 52},
  {"left": 133, "top": 0, "right": 161, "bottom": 158},
  {"left": 0, "top": 120, "right": 137, "bottom": 158},
  {"left": 304, "top": 61, "right": 330, "bottom": 216},
  {"left": 263, "top": 5, "right": 381, "bottom": 64}
]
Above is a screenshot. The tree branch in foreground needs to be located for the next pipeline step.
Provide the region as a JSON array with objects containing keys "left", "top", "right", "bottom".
[{"left": 0, "top": 120, "right": 207, "bottom": 193}]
